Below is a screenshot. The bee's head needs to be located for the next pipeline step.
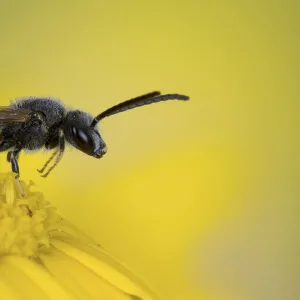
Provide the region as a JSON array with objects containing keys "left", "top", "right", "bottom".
[
  {"left": 64, "top": 110, "right": 107, "bottom": 158},
  {"left": 65, "top": 91, "right": 189, "bottom": 158}
]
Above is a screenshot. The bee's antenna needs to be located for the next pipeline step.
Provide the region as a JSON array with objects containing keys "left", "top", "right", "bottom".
[{"left": 91, "top": 91, "right": 189, "bottom": 127}]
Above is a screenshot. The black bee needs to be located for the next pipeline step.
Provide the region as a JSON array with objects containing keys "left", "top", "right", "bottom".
[{"left": 0, "top": 91, "right": 189, "bottom": 180}]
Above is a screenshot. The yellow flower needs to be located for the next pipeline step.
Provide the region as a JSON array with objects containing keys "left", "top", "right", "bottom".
[{"left": 0, "top": 172, "right": 161, "bottom": 300}]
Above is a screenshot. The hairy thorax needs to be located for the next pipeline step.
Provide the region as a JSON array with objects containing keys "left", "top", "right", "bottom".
[
  {"left": 9, "top": 97, "right": 67, "bottom": 151},
  {"left": 12, "top": 97, "right": 66, "bottom": 128}
]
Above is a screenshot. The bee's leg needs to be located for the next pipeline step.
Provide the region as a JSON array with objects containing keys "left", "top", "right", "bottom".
[
  {"left": 7, "top": 146, "right": 22, "bottom": 179},
  {"left": 41, "top": 130, "right": 65, "bottom": 178},
  {"left": 0, "top": 139, "right": 16, "bottom": 152},
  {"left": 7, "top": 146, "right": 24, "bottom": 196},
  {"left": 37, "top": 150, "right": 58, "bottom": 173},
  {"left": 38, "top": 131, "right": 59, "bottom": 173}
]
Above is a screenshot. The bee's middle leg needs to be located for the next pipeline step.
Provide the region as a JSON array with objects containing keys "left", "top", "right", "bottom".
[
  {"left": 7, "top": 145, "right": 23, "bottom": 179},
  {"left": 0, "top": 138, "right": 19, "bottom": 176}
]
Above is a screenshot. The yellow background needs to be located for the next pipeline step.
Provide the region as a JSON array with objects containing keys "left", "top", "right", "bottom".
[{"left": 0, "top": 1, "right": 298, "bottom": 300}]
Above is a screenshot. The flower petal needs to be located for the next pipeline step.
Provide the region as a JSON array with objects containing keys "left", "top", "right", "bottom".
[
  {"left": 51, "top": 239, "right": 159, "bottom": 300},
  {"left": 40, "top": 247, "right": 133, "bottom": 300},
  {"left": 0, "top": 255, "right": 75, "bottom": 299},
  {"left": 0, "top": 276, "right": 20, "bottom": 299}
]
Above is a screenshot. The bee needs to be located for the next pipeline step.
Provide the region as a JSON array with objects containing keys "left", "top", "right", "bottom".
[{"left": 0, "top": 91, "right": 189, "bottom": 180}]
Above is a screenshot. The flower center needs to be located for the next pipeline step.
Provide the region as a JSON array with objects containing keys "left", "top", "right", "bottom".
[{"left": 0, "top": 173, "right": 61, "bottom": 257}]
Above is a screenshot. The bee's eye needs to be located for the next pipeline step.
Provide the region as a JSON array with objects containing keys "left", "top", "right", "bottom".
[{"left": 71, "top": 126, "right": 94, "bottom": 154}]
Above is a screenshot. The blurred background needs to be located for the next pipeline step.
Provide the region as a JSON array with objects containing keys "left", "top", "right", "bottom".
[{"left": 0, "top": 1, "right": 298, "bottom": 299}]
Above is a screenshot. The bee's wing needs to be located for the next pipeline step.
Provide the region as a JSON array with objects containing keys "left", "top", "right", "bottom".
[{"left": 0, "top": 106, "right": 32, "bottom": 123}]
